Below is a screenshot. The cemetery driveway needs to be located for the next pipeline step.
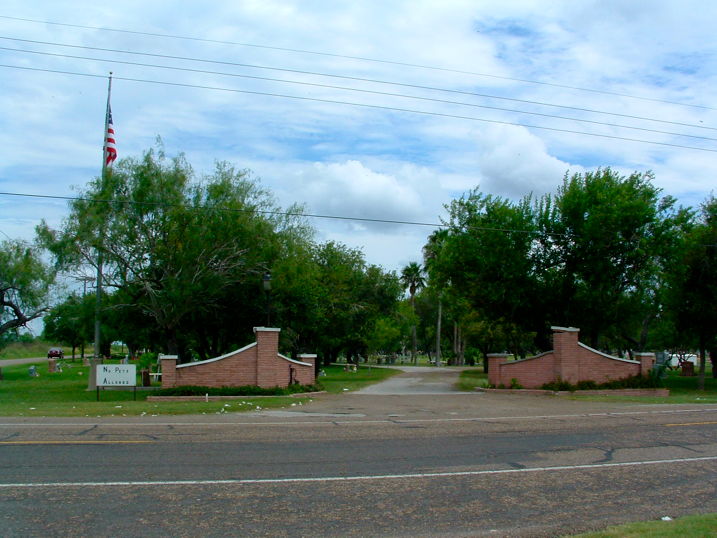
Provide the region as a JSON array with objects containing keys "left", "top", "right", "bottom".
[{"left": 353, "top": 365, "right": 474, "bottom": 395}]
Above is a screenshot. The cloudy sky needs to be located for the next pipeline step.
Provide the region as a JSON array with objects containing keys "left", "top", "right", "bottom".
[{"left": 1, "top": 1, "right": 716, "bottom": 273}]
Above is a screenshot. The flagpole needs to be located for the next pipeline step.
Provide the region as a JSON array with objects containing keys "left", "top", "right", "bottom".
[{"left": 90, "top": 73, "right": 113, "bottom": 385}]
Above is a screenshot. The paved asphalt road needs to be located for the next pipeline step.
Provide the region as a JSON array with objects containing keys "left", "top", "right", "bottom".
[{"left": 1, "top": 367, "right": 716, "bottom": 537}]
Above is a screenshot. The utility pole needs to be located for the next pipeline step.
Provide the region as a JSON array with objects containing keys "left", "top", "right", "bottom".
[
  {"left": 435, "top": 295, "right": 442, "bottom": 366},
  {"left": 75, "top": 275, "right": 94, "bottom": 361}
]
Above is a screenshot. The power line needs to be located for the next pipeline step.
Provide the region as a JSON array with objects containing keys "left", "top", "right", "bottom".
[
  {"left": 0, "top": 13, "right": 712, "bottom": 112},
  {"left": 0, "top": 190, "right": 574, "bottom": 238},
  {"left": 2, "top": 63, "right": 716, "bottom": 154},
  {"left": 3, "top": 45, "right": 716, "bottom": 143},
  {"left": 0, "top": 189, "right": 444, "bottom": 228},
  {"left": 2, "top": 36, "right": 714, "bottom": 133}
]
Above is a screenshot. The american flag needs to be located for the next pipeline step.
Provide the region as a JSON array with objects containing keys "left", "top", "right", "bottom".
[{"left": 104, "top": 106, "right": 117, "bottom": 167}]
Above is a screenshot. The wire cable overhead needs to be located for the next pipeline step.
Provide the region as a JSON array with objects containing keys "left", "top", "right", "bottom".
[
  {"left": 2, "top": 45, "right": 715, "bottom": 142},
  {"left": 1, "top": 36, "right": 713, "bottom": 133},
  {"left": 1, "top": 63, "right": 714, "bottom": 154},
  {"left": 0, "top": 13, "right": 713, "bottom": 111}
]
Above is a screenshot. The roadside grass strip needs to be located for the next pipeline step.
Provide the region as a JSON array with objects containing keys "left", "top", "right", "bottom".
[{"left": 572, "top": 512, "right": 717, "bottom": 537}]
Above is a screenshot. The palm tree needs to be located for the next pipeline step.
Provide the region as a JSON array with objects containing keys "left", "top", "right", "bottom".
[{"left": 401, "top": 262, "right": 425, "bottom": 364}]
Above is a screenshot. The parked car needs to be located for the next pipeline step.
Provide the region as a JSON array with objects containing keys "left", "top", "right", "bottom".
[{"left": 47, "top": 347, "right": 64, "bottom": 359}]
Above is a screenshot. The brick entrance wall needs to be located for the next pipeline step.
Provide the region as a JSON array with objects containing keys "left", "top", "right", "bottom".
[
  {"left": 160, "top": 327, "right": 316, "bottom": 389},
  {"left": 488, "top": 326, "right": 655, "bottom": 389}
]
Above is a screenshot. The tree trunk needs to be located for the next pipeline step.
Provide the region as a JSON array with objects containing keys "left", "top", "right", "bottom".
[
  {"left": 410, "top": 294, "right": 417, "bottom": 364},
  {"left": 710, "top": 349, "right": 717, "bottom": 379},
  {"left": 451, "top": 322, "right": 456, "bottom": 366},
  {"left": 457, "top": 327, "right": 465, "bottom": 366},
  {"left": 435, "top": 298, "right": 442, "bottom": 365},
  {"left": 452, "top": 323, "right": 464, "bottom": 366},
  {"left": 589, "top": 330, "right": 599, "bottom": 350},
  {"left": 166, "top": 328, "right": 179, "bottom": 359},
  {"left": 638, "top": 313, "right": 654, "bottom": 350},
  {"left": 698, "top": 339, "right": 706, "bottom": 391}
]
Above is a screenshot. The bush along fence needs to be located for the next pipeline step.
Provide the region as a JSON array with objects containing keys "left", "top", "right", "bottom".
[
  {"left": 487, "top": 326, "right": 656, "bottom": 390},
  {"left": 160, "top": 327, "right": 316, "bottom": 389}
]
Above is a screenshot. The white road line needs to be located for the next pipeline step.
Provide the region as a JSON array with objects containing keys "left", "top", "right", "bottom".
[
  {"left": 1, "top": 455, "right": 716, "bottom": 489},
  {"left": 1, "top": 407, "right": 716, "bottom": 427}
]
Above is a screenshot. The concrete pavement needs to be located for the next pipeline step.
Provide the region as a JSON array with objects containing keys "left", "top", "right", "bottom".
[{"left": 355, "top": 365, "right": 476, "bottom": 394}]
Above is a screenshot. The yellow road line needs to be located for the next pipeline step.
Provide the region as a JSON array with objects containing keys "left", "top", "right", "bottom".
[
  {"left": 665, "top": 421, "right": 717, "bottom": 427},
  {"left": 0, "top": 440, "right": 153, "bottom": 445}
]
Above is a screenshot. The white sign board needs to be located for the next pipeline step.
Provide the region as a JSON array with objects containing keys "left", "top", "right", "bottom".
[{"left": 96, "top": 364, "right": 136, "bottom": 387}]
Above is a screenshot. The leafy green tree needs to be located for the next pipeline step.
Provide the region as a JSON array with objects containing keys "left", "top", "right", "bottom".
[
  {"left": 366, "top": 315, "right": 404, "bottom": 358},
  {"left": 306, "top": 242, "right": 401, "bottom": 366},
  {"left": 430, "top": 190, "right": 538, "bottom": 358},
  {"left": 0, "top": 239, "right": 54, "bottom": 338},
  {"left": 39, "top": 145, "right": 306, "bottom": 360},
  {"left": 422, "top": 230, "right": 447, "bottom": 362},
  {"left": 413, "top": 286, "right": 443, "bottom": 363},
  {"left": 400, "top": 262, "right": 425, "bottom": 364},
  {"left": 42, "top": 293, "right": 95, "bottom": 359},
  {"left": 101, "top": 288, "right": 159, "bottom": 358},
  {"left": 535, "top": 168, "right": 680, "bottom": 350},
  {"left": 664, "top": 196, "right": 717, "bottom": 388}
]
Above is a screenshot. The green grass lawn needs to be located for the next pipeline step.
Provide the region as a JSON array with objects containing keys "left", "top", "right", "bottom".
[
  {"left": 318, "top": 364, "right": 401, "bottom": 393},
  {"left": 456, "top": 369, "right": 489, "bottom": 391},
  {"left": 0, "top": 340, "right": 57, "bottom": 360},
  {"left": 571, "top": 513, "right": 717, "bottom": 537},
  {"left": 0, "top": 340, "right": 134, "bottom": 361},
  {"left": 0, "top": 361, "right": 400, "bottom": 417}
]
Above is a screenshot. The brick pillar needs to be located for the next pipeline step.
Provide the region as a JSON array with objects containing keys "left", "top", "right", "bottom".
[
  {"left": 552, "top": 326, "right": 580, "bottom": 383},
  {"left": 255, "top": 327, "right": 281, "bottom": 388},
  {"left": 299, "top": 353, "right": 316, "bottom": 385},
  {"left": 635, "top": 352, "right": 655, "bottom": 376},
  {"left": 160, "top": 355, "right": 177, "bottom": 388},
  {"left": 487, "top": 353, "right": 510, "bottom": 387}
]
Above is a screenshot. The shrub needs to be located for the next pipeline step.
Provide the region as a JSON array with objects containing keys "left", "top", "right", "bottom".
[
  {"left": 137, "top": 352, "right": 158, "bottom": 371},
  {"left": 540, "top": 378, "right": 575, "bottom": 391},
  {"left": 540, "top": 374, "right": 662, "bottom": 392},
  {"left": 576, "top": 380, "right": 598, "bottom": 390}
]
